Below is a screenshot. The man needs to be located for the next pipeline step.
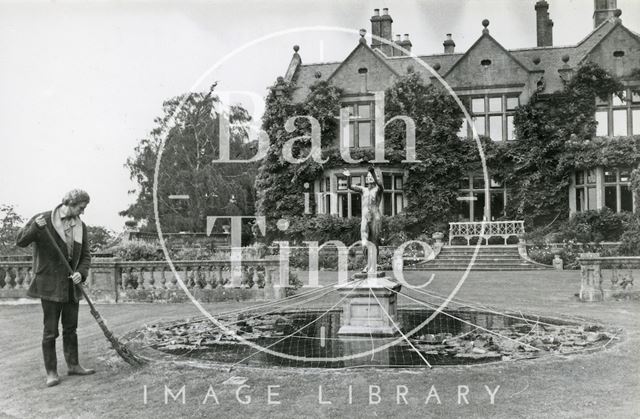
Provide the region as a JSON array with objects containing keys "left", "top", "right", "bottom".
[
  {"left": 343, "top": 166, "right": 384, "bottom": 273},
  {"left": 17, "top": 189, "right": 95, "bottom": 387}
]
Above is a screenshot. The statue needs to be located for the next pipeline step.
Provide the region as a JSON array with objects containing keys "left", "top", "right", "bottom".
[{"left": 343, "top": 166, "right": 384, "bottom": 273}]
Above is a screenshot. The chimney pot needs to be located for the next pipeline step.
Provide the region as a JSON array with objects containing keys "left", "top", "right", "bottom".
[
  {"left": 443, "top": 33, "right": 456, "bottom": 53},
  {"left": 383, "top": 8, "right": 389, "bottom": 15},
  {"left": 374, "top": 8, "right": 380, "bottom": 16},
  {"left": 395, "top": 34, "right": 401, "bottom": 41},
  {"left": 404, "top": 33, "right": 410, "bottom": 40}
]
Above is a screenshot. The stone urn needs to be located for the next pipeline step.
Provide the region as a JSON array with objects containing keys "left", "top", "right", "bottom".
[{"left": 432, "top": 232, "right": 444, "bottom": 246}]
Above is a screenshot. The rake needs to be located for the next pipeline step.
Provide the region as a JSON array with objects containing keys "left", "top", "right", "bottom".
[{"left": 42, "top": 226, "right": 146, "bottom": 367}]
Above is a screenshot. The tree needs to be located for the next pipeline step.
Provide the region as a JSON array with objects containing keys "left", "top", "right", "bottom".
[
  {"left": 0, "top": 204, "right": 26, "bottom": 256},
  {"left": 121, "top": 85, "right": 258, "bottom": 233},
  {"left": 87, "top": 226, "right": 117, "bottom": 252}
]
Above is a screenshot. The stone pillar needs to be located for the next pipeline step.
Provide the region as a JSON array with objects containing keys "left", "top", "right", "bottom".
[
  {"left": 552, "top": 248, "right": 564, "bottom": 270},
  {"left": 86, "top": 257, "right": 121, "bottom": 303},
  {"left": 579, "top": 253, "right": 603, "bottom": 302}
]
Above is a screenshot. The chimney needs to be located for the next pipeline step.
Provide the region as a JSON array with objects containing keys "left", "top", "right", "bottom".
[
  {"left": 395, "top": 33, "right": 412, "bottom": 56},
  {"left": 370, "top": 9, "right": 382, "bottom": 50},
  {"left": 535, "top": 1, "right": 553, "bottom": 47},
  {"left": 443, "top": 33, "right": 455, "bottom": 54},
  {"left": 379, "top": 8, "right": 394, "bottom": 56},
  {"left": 593, "top": 0, "right": 618, "bottom": 28}
]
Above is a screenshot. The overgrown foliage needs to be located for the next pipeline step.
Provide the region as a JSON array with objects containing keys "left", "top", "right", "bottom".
[
  {"left": 504, "top": 62, "right": 625, "bottom": 226},
  {"left": 122, "top": 85, "right": 258, "bottom": 233}
]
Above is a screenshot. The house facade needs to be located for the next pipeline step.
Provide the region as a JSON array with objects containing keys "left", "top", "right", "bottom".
[{"left": 278, "top": 1, "right": 639, "bottom": 222}]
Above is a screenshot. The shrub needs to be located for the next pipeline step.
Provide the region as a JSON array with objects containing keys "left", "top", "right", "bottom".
[
  {"left": 619, "top": 214, "right": 640, "bottom": 256},
  {"left": 108, "top": 240, "right": 162, "bottom": 261}
]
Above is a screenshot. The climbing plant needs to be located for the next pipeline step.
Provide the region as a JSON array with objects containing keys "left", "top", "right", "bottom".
[{"left": 503, "top": 61, "right": 626, "bottom": 226}]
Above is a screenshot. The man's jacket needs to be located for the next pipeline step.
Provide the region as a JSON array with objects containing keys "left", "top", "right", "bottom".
[{"left": 16, "top": 211, "right": 91, "bottom": 303}]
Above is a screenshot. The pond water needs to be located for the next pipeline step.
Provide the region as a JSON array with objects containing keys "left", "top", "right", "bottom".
[{"left": 143, "top": 308, "right": 614, "bottom": 369}]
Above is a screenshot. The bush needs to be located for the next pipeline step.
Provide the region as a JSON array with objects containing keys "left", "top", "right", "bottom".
[
  {"left": 559, "top": 209, "right": 629, "bottom": 242},
  {"left": 619, "top": 214, "right": 640, "bottom": 256},
  {"left": 108, "top": 240, "right": 162, "bottom": 261}
]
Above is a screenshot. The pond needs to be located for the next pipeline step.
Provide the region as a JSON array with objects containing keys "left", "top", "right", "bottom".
[{"left": 137, "top": 308, "right": 619, "bottom": 369}]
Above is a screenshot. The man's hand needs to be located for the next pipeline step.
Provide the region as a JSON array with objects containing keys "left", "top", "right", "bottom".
[
  {"left": 35, "top": 215, "right": 46, "bottom": 228},
  {"left": 70, "top": 272, "right": 82, "bottom": 284},
  {"left": 342, "top": 169, "right": 351, "bottom": 177}
]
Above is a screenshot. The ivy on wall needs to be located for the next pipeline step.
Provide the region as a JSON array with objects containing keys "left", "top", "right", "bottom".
[{"left": 502, "top": 62, "right": 627, "bottom": 226}]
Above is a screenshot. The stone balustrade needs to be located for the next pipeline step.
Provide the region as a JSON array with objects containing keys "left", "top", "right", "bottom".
[
  {"left": 449, "top": 220, "right": 525, "bottom": 245},
  {"left": 0, "top": 258, "right": 285, "bottom": 303}
]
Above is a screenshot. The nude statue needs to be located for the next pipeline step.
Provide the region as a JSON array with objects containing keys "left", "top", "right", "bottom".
[{"left": 342, "top": 166, "right": 384, "bottom": 273}]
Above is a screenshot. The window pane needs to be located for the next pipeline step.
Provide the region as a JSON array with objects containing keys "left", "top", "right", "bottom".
[
  {"left": 358, "top": 104, "right": 371, "bottom": 119},
  {"left": 383, "top": 192, "right": 393, "bottom": 216},
  {"left": 489, "top": 115, "right": 503, "bottom": 141},
  {"left": 337, "top": 176, "right": 347, "bottom": 190},
  {"left": 612, "top": 92, "right": 625, "bottom": 106},
  {"left": 358, "top": 122, "right": 371, "bottom": 147},
  {"left": 621, "top": 185, "right": 633, "bottom": 212},
  {"left": 459, "top": 177, "right": 470, "bottom": 190},
  {"left": 587, "top": 187, "right": 597, "bottom": 210},
  {"left": 604, "top": 186, "right": 617, "bottom": 211},
  {"left": 490, "top": 178, "right": 502, "bottom": 188},
  {"left": 471, "top": 98, "right": 485, "bottom": 113},
  {"left": 633, "top": 110, "right": 640, "bottom": 135},
  {"left": 506, "top": 96, "right": 519, "bottom": 110},
  {"left": 506, "top": 115, "right": 515, "bottom": 140},
  {"left": 395, "top": 194, "right": 403, "bottom": 214},
  {"left": 613, "top": 109, "right": 627, "bottom": 136},
  {"left": 326, "top": 178, "right": 331, "bottom": 191},
  {"left": 319, "top": 179, "right": 324, "bottom": 192},
  {"left": 473, "top": 116, "right": 485, "bottom": 136},
  {"left": 632, "top": 90, "right": 640, "bottom": 103},
  {"left": 352, "top": 176, "right": 362, "bottom": 186},
  {"left": 489, "top": 97, "right": 502, "bottom": 112},
  {"left": 351, "top": 193, "right": 361, "bottom": 218},
  {"left": 339, "top": 193, "right": 348, "bottom": 217},
  {"left": 604, "top": 170, "right": 617, "bottom": 183},
  {"left": 595, "top": 95, "right": 609, "bottom": 106},
  {"left": 490, "top": 191, "right": 505, "bottom": 220},
  {"left": 473, "top": 192, "right": 485, "bottom": 221},
  {"left": 383, "top": 174, "right": 392, "bottom": 190},
  {"left": 348, "top": 123, "right": 356, "bottom": 147},
  {"left": 595, "top": 111, "right": 608, "bottom": 136},
  {"left": 394, "top": 176, "right": 403, "bottom": 190},
  {"left": 457, "top": 197, "right": 471, "bottom": 221},
  {"left": 576, "top": 188, "right": 585, "bottom": 212},
  {"left": 325, "top": 194, "right": 331, "bottom": 213},
  {"left": 473, "top": 176, "right": 485, "bottom": 190},
  {"left": 587, "top": 169, "right": 597, "bottom": 184},
  {"left": 619, "top": 170, "right": 630, "bottom": 182},
  {"left": 576, "top": 171, "right": 585, "bottom": 185}
]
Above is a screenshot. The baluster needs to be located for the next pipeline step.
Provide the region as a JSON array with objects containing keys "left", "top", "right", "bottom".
[
  {"left": 204, "top": 265, "right": 213, "bottom": 290},
  {"left": 120, "top": 267, "right": 128, "bottom": 290},
  {"left": 252, "top": 266, "right": 260, "bottom": 289},
  {"left": 22, "top": 267, "right": 32, "bottom": 289},
  {"left": 147, "top": 267, "right": 156, "bottom": 289},
  {"left": 158, "top": 267, "right": 167, "bottom": 289},
  {"left": 15, "top": 267, "right": 25, "bottom": 289},
  {"left": 3, "top": 267, "right": 11, "bottom": 289},
  {"left": 215, "top": 265, "right": 223, "bottom": 288},
  {"left": 138, "top": 267, "right": 146, "bottom": 290},
  {"left": 6, "top": 267, "right": 16, "bottom": 289}
]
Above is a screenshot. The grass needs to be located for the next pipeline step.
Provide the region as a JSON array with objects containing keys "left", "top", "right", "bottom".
[{"left": 1, "top": 270, "right": 639, "bottom": 418}]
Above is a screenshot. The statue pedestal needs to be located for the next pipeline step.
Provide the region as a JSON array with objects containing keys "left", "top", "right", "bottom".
[{"left": 334, "top": 271, "right": 402, "bottom": 336}]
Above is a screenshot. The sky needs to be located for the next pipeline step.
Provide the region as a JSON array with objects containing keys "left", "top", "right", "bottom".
[{"left": 1, "top": 0, "right": 639, "bottom": 231}]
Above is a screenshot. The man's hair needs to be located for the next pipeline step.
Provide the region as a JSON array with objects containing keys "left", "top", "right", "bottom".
[{"left": 62, "top": 189, "right": 91, "bottom": 206}]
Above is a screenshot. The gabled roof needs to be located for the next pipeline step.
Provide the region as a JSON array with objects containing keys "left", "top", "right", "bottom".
[
  {"left": 578, "top": 19, "right": 640, "bottom": 63},
  {"left": 442, "top": 31, "right": 531, "bottom": 79},
  {"left": 326, "top": 41, "right": 400, "bottom": 83}
]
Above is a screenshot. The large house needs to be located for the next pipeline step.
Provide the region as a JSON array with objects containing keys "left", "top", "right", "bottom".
[{"left": 277, "top": 0, "right": 639, "bottom": 223}]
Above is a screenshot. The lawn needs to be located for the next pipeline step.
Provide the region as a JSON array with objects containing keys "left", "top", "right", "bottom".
[{"left": 1, "top": 270, "right": 638, "bottom": 418}]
